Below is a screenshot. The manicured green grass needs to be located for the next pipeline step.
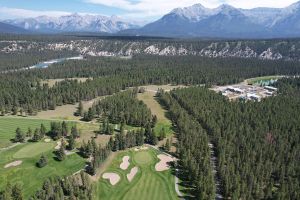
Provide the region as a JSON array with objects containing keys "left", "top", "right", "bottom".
[
  {"left": 134, "top": 151, "right": 153, "bottom": 165},
  {"left": 246, "top": 75, "right": 283, "bottom": 85},
  {"left": 13, "top": 142, "right": 55, "bottom": 159},
  {"left": 0, "top": 117, "right": 55, "bottom": 148},
  {"left": 96, "top": 148, "right": 178, "bottom": 200},
  {"left": 0, "top": 141, "right": 85, "bottom": 198}
]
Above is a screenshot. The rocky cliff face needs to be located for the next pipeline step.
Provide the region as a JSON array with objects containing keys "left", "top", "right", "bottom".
[{"left": 1, "top": 39, "right": 300, "bottom": 61}]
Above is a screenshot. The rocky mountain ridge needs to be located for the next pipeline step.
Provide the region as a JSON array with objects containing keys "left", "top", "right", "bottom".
[
  {"left": 1, "top": 39, "right": 300, "bottom": 61},
  {"left": 3, "top": 13, "right": 139, "bottom": 33},
  {"left": 122, "top": 2, "right": 300, "bottom": 38}
]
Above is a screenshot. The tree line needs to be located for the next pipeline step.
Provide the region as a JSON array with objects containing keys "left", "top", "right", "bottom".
[
  {"left": 84, "top": 90, "right": 153, "bottom": 126},
  {"left": 167, "top": 78, "right": 300, "bottom": 199},
  {"left": 157, "top": 90, "right": 216, "bottom": 199},
  {"left": 1, "top": 55, "right": 300, "bottom": 115}
]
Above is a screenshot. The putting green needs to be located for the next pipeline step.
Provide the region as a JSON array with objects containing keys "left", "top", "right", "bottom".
[
  {"left": 96, "top": 149, "right": 179, "bottom": 200},
  {"left": 13, "top": 142, "right": 55, "bottom": 159},
  {"left": 134, "top": 151, "right": 153, "bottom": 165}
]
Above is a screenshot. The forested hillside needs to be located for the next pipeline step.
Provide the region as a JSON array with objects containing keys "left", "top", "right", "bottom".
[
  {"left": 163, "top": 78, "right": 300, "bottom": 199},
  {"left": 2, "top": 35, "right": 300, "bottom": 71}
]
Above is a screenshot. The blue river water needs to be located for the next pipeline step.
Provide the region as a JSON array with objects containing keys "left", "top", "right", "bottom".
[{"left": 29, "top": 56, "right": 83, "bottom": 69}]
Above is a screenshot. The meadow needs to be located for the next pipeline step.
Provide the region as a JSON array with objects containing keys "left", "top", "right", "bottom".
[
  {"left": 137, "top": 91, "right": 173, "bottom": 137},
  {"left": 96, "top": 148, "right": 178, "bottom": 200}
]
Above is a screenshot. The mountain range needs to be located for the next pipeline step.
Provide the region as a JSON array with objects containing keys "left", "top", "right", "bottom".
[
  {"left": 2, "top": 14, "right": 139, "bottom": 33},
  {"left": 122, "top": 1, "right": 300, "bottom": 38},
  {"left": 0, "top": 22, "right": 28, "bottom": 34},
  {"left": 1, "top": 1, "right": 300, "bottom": 38}
]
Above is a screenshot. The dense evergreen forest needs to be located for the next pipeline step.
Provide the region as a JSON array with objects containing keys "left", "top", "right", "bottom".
[
  {"left": 158, "top": 90, "right": 216, "bottom": 199},
  {"left": 31, "top": 171, "right": 93, "bottom": 200},
  {"left": 0, "top": 55, "right": 300, "bottom": 114},
  {"left": 88, "top": 90, "right": 152, "bottom": 126},
  {"left": 161, "top": 78, "right": 300, "bottom": 199}
]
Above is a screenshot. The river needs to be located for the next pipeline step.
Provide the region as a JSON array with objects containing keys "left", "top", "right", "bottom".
[{"left": 1, "top": 55, "right": 84, "bottom": 73}]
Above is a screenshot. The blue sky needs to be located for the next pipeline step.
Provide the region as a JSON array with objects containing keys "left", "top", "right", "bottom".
[{"left": 0, "top": 0, "right": 299, "bottom": 21}]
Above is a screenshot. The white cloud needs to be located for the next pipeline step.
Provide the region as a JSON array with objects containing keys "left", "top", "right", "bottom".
[
  {"left": 0, "top": 7, "right": 71, "bottom": 19},
  {"left": 225, "top": 0, "right": 299, "bottom": 9}
]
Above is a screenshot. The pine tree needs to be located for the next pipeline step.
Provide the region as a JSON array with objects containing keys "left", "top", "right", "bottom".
[
  {"left": 165, "top": 139, "right": 171, "bottom": 151},
  {"left": 56, "top": 143, "right": 66, "bottom": 161},
  {"left": 26, "top": 128, "right": 33, "bottom": 138},
  {"left": 32, "top": 128, "right": 41, "bottom": 142},
  {"left": 76, "top": 101, "right": 84, "bottom": 117},
  {"left": 150, "top": 131, "right": 158, "bottom": 145},
  {"left": 62, "top": 121, "right": 68, "bottom": 137},
  {"left": 68, "top": 135, "right": 76, "bottom": 150},
  {"left": 14, "top": 128, "right": 25, "bottom": 143},
  {"left": 40, "top": 123, "right": 47, "bottom": 138},
  {"left": 37, "top": 154, "right": 48, "bottom": 168},
  {"left": 71, "top": 126, "right": 79, "bottom": 138},
  {"left": 11, "top": 184, "right": 23, "bottom": 200}
]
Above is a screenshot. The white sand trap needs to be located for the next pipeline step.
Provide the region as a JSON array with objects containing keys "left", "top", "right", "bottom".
[
  {"left": 44, "top": 139, "right": 51, "bottom": 143},
  {"left": 102, "top": 173, "right": 120, "bottom": 185},
  {"left": 127, "top": 167, "right": 138, "bottom": 182},
  {"left": 54, "top": 141, "right": 61, "bottom": 150},
  {"left": 4, "top": 160, "right": 22, "bottom": 168},
  {"left": 155, "top": 154, "right": 174, "bottom": 172},
  {"left": 120, "top": 156, "right": 130, "bottom": 170}
]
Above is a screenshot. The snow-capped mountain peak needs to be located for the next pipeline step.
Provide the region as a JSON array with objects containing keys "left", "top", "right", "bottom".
[{"left": 3, "top": 13, "right": 139, "bottom": 33}]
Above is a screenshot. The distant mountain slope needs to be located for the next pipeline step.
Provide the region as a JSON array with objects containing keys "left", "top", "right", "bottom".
[
  {"left": 3, "top": 14, "right": 139, "bottom": 33},
  {"left": 121, "top": 2, "right": 300, "bottom": 38},
  {"left": 0, "top": 22, "right": 28, "bottom": 34},
  {"left": 2, "top": 37, "right": 300, "bottom": 61}
]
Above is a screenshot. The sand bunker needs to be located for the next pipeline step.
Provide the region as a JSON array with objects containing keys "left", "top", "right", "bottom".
[
  {"left": 120, "top": 156, "right": 130, "bottom": 170},
  {"left": 102, "top": 173, "right": 120, "bottom": 185},
  {"left": 134, "top": 146, "right": 149, "bottom": 151},
  {"left": 4, "top": 160, "right": 22, "bottom": 168},
  {"left": 54, "top": 141, "right": 61, "bottom": 150},
  {"left": 127, "top": 167, "right": 138, "bottom": 182},
  {"left": 155, "top": 154, "right": 174, "bottom": 172},
  {"left": 44, "top": 138, "right": 51, "bottom": 143}
]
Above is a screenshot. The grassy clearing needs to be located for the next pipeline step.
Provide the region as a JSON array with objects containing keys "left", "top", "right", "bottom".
[
  {"left": 0, "top": 116, "right": 101, "bottom": 148},
  {"left": 96, "top": 148, "right": 178, "bottom": 200},
  {"left": 245, "top": 75, "right": 284, "bottom": 85},
  {"left": 0, "top": 141, "right": 85, "bottom": 198},
  {"left": 137, "top": 92, "right": 173, "bottom": 137},
  {"left": 35, "top": 96, "right": 104, "bottom": 121},
  {"left": 13, "top": 142, "right": 55, "bottom": 159},
  {"left": 0, "top": 117, "right": 56, "bottom": 148}
]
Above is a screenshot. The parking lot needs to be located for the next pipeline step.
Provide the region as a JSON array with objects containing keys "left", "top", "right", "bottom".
[{"left": 211, "top": 83, "right": 277, "bottom": 101}]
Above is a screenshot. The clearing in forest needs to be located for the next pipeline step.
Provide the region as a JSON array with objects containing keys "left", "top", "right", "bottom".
[
  {"left": 137, "top": 91, "right": 173, "bottom": 137},
  {"left": 245, "top": 75, "right": 284, "bottom": 85},
  {"left": 35, "top": 96, "right": 104, "bottom": 121},
  {"left": 96, "top": 148, "right": 179, "bottom": 200}
]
